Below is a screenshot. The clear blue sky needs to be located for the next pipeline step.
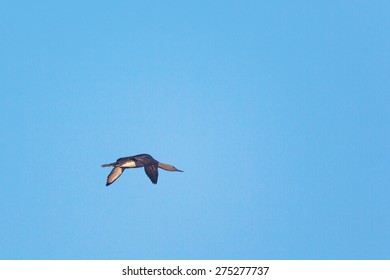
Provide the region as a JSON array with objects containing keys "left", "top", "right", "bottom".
[{"left": 1, "top": 1, "right": 389, "bottom": 259}]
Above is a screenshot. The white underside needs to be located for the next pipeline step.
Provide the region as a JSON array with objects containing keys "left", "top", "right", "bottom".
[{"left": 120, "top": 161, "right": 138, "bottom": 168}]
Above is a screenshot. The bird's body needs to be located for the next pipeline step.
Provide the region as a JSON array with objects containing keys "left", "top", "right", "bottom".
[{"left": 101, "top": 154, "right": 183, "bottom": 186}]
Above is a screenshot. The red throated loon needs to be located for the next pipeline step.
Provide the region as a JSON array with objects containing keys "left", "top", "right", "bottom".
[{"left": 101, "top": 154, "right": 183, "bottom": 186}]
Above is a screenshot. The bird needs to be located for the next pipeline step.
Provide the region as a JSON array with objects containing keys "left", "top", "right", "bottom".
[{"left": 101, "top": 154, "right": 183, "bottom": 186}]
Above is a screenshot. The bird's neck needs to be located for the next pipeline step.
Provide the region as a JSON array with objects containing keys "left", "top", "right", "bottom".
[{"left": 158, "top": 162, "right": 177, "bottom": 171}]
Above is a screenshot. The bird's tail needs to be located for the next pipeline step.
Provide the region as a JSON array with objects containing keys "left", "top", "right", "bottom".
[{"left": 101, "top": 162, "right": 116, "bottom": 168}]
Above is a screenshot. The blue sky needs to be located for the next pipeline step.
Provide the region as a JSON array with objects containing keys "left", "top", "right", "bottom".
[{"left": 0, "top": 1, "right": 389, "bottom": 259}]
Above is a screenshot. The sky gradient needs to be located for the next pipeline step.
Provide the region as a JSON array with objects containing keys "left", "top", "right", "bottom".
[{"left": 0, "top": 1, "right": 389, "bottom": 259}]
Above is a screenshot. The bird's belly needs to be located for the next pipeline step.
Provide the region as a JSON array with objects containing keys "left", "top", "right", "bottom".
[{"left": 119, "top": 161, "right": 139, "bottom": 168}]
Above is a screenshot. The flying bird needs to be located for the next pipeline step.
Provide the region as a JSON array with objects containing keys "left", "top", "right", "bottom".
[{"left": 101, "top": 154, "right": 183, "bottom": 186}]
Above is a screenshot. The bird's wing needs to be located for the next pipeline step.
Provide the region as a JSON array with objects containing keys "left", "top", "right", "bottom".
[
  {"left": 106, "top": 167, "right": 124, "bottom": 186},
  {"left": 133, "top": 155, "right": 159, "bottom": 184},
  {"left": 143, "top": 164, "right": 158, "bottom": 184},
  {"left": 133, "top": 154, "right": 155, "bottom": 165}
]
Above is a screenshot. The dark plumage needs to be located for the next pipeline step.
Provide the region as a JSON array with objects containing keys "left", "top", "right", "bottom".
[{"left": 101, "top": 154, "right": 183, "bottom": 186}]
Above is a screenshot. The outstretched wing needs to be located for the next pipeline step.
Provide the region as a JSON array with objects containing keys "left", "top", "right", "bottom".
[
  {"left": 143, "top": 164, "right": 158, "bottom": 184},
  {"left": 133, "top": 155, "right": 159, "bottom": 184},
  {"left": 106, "top": 167, "right": 124, "bottom": 186}
]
